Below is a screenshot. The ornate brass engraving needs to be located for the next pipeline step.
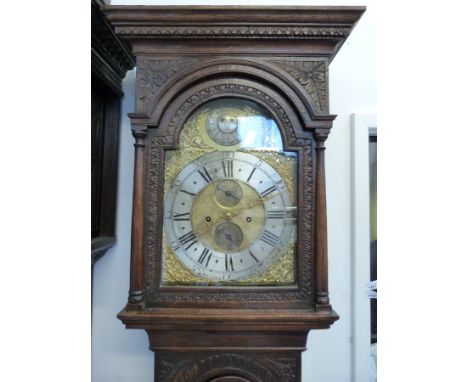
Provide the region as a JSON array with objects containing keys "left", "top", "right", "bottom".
[{"left": 163, "top": 239, "right": 295, "bottom": 286}]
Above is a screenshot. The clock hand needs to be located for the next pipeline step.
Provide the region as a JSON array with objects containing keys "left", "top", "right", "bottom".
[
  {"left": 223, "top": 230, "right": 234, "bottom": 242},
  {"left": 216, "top": 185, "right": 240, "bottom": 201},
  {"left": 224, "top": 190, "right": 240, "bottom": 201}
]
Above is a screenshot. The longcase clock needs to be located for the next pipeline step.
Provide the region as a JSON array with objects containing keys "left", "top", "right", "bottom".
[{"left": 104, "top": 5, "right": 365, "bottom": 382}]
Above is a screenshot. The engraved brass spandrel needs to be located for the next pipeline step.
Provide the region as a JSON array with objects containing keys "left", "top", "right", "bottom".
[
  {"left": 235, "top": 243, "right": 295, "bottom": 285},
  {"left": 162, "top": 237, "right": 212, "bottom": 285},
  {"left": 249, "top": 150, "right": 297, "bottom": 201},
  {"left": 163, "top": 239, "right": 296, "bottom": 286}
]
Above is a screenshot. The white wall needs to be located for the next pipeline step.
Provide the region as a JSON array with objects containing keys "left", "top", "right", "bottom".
[{"left": 92, "top": 1, "right": 376, "bottom": 381}]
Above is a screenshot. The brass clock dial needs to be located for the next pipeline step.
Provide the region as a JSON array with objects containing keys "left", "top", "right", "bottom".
[{"left": 163, "top": 151, "right": 295, "bottom": 281}]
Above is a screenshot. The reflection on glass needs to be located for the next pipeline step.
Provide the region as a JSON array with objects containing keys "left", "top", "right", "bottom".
[{"left": 238, "top": 116, "right": 282, "bottom": 151}]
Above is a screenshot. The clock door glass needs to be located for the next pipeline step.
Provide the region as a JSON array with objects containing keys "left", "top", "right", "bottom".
[{"left": 162, "top": 98, "right": 297, "bottom": 286}]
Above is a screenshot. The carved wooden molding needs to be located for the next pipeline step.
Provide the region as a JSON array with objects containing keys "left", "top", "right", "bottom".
[
  {"left": 114, "top": 25, "right": 351, "bottom": 39},
  {"left": 92, "top": 0, "right": 134, "bottom": 84},
  {"left": 104, "top": 5, "right": 365, "bottom": 43}
]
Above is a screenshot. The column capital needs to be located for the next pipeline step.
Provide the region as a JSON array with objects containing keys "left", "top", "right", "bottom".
[
  {"left": 132, "top": 128, "right": 148, "bottom": 148},
  {"left": 313, "top": 128, "right": 330, "bottom": 143},
  {"left": 131, "top": 127, "right": 147, "bottom": 138}
]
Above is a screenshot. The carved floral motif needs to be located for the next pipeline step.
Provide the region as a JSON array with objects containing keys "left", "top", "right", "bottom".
[
  {"left": 263, "top": 358, "right": 298, "bottom": 381},
  {"left": 271, "top": 60, "right": 327, "bottom": 112},
  {"left": 158, "top": 353, "right": 297, "bottom": 382},
  {"left": 136, "top": 59, "right": 197, "bottom": 112}
]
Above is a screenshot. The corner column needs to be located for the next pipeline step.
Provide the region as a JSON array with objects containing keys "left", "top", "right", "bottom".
[
  {"left": 313, "top": 130, "right": 330, "bottom": 308},
  {"left": 128, "top": 127, "right": 147, "bottom": 310}
]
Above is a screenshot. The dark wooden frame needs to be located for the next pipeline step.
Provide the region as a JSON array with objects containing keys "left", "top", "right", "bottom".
[
  {"left": 91, "top": 0, "right": 134, "bottom": 263},
  {"left": 103, "top": 5, "right": 365, "bottom": 381}
]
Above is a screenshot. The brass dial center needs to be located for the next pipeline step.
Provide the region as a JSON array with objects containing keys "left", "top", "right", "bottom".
[{"left": 191, "top": 179, "right": 265, "bottom": 254}]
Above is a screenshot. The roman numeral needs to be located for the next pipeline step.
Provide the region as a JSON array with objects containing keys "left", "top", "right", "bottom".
[
  {"left": 180, "top": 189, "right": 195, "bottom": 197},
  {"left": 260, "top": 230, "right": 279, "bottom": 247},
  {"left": 261, "top": 186, "right": 276, "bottom": 197},
  {"left": 197, "top": 248, "right": 212, "bottom": 266},
  {"left": 222, "top": 160, "right": 234, "bottom": 177},
  {"left": 178, "top": 231, "right": 198, "bottom": 250},
  {"left": 198, "top": 167, "right": 212, "bottom": 184},
  {"left": 171, "top": 240, "right": 180, "bottom": 251},
  {"left": 266, "top": 210, "right": 285, "bottom": 219},
  {"left": 248, "top": 250, "right": 259, "bottom": 263},
  {"left": 246, "top": 168, "right": 256, "bottom": 182},
  {"left": 225, "top": 254, "right": 234, "bottom": 271},
  {"left": 173, "top": 212, "right": 190, "bottom": 221}
]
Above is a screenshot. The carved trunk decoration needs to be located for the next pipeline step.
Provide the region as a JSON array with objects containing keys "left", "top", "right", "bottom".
[{"left": 103, "top": 5, "right": 365, "bottom": 382}]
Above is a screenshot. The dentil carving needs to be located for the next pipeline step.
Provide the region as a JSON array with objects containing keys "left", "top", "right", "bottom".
[{"left": 116, "top": 25, "right": 350, "bottom": 39}]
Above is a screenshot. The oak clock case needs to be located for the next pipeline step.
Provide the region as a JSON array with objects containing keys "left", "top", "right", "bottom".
[{"left": 103, "top": 5, "right": 365, "bottom": 382}]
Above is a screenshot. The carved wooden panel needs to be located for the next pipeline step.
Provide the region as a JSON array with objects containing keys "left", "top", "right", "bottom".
[
  {"left": 136, "top": 58, "right": 198, "bottom": 112},
  {"left": 157, "top": 352, "right": 299, "bottom": 382},
  {"left": 269, "top": 60, "right": 328, "bottom": 113}
]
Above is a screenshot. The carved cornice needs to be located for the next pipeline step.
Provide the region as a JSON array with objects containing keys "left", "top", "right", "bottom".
[
  {"left": 91, "top": 0, "right": 135, "bottom": 81},
  {"left": 104, "top": 6, "right": 365, "bottom": 44},
  {"left": 114, "top": 25, "right": 351, "bottom": 39},
  {"left": 270, "top": 60, "right": 327, "bottom": 113}
]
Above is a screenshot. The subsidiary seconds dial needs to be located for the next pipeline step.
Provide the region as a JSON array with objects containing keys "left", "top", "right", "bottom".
[{"left": 163, "top": 151, "right": 296, "bottom": 281}]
